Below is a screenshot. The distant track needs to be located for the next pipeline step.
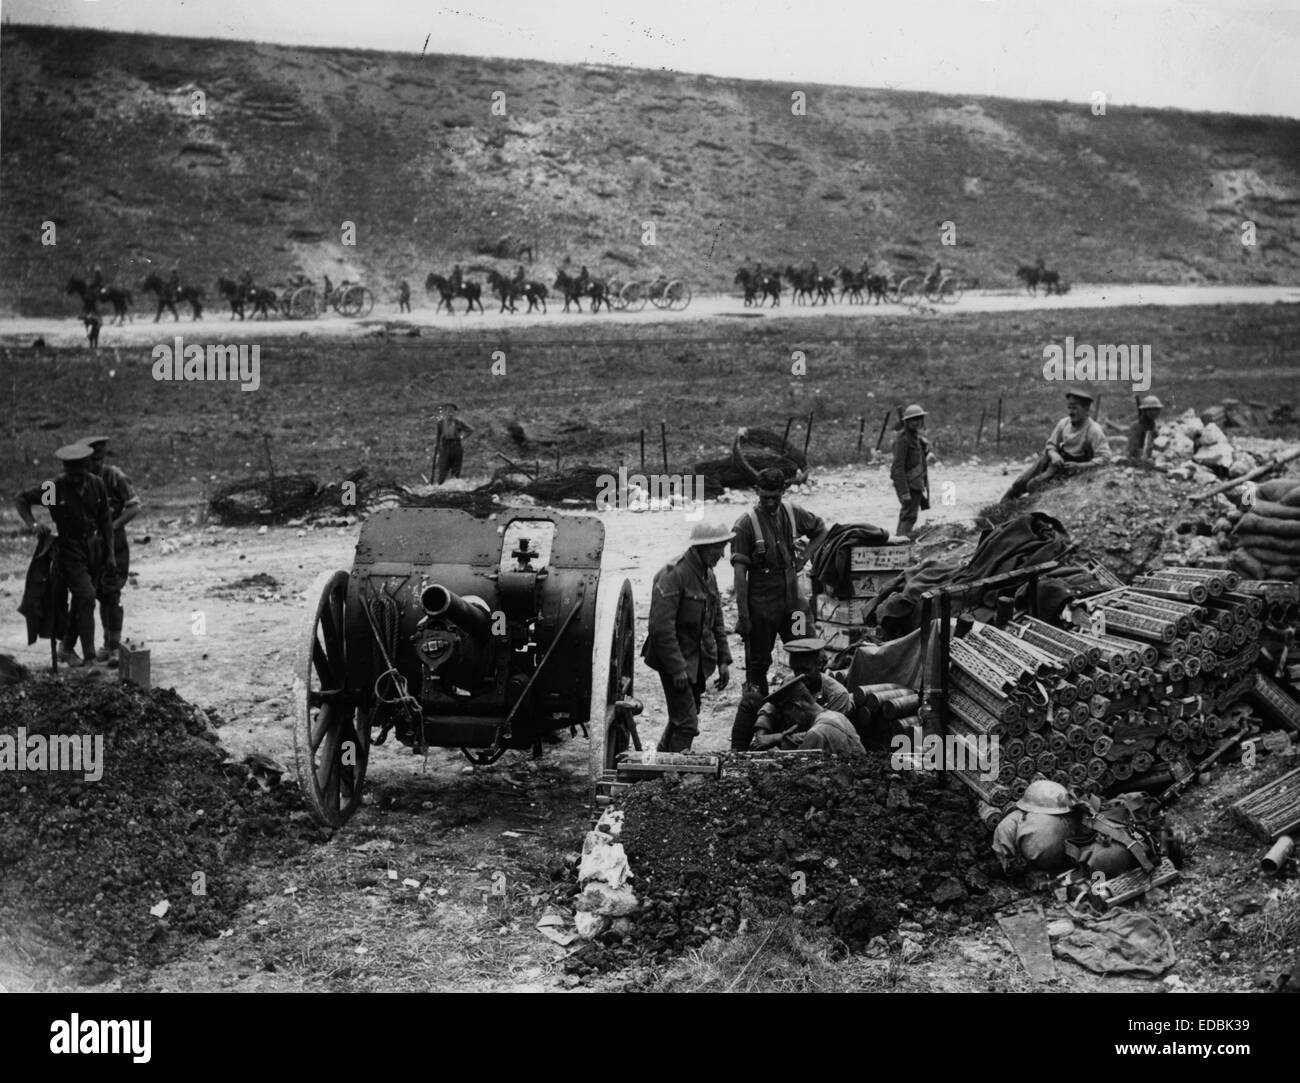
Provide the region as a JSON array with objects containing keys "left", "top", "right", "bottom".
[{"left": 3, "top": 284, "right": 1297, "bottom": 349}]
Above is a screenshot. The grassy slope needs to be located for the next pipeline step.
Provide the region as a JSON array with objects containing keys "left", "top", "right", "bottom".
[{"left": 3, "top": 25, "right": 1300, "bottom": 316}]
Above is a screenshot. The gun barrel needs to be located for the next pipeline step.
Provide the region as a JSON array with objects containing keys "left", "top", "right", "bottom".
[{"left": 421, "top": 584, "right": 492, "bottom": 639}]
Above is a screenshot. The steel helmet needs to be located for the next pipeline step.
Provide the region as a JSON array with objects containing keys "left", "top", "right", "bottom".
[
  {"left": 1139, "top": 395, "right": 1163, "bottom": 410},
  {"left": 1016, "top": 779, "right": 1072, "bottom": 816},
  {"left": 690, "top": 522, "right": 734, "bottom": 546},
  {"left": 902, "top": 404, "right": 927, "bottom": 421}
]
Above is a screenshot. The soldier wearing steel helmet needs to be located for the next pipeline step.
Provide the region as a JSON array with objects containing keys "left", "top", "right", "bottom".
[
  {"left": 890, "top": 403, "right": 930, "bottom": 538},
  {"left": 992, "top": 780, "right": 1083, "bottom": 873},
  {"left": 13, "top": 444, "right": 115, "bottom": 667},
  {"left": 82, "top": 435, "right": 141, "bottom": 665},
  {"left": 642, "top": 521, "right": 734, "bottom": 753},
  {"left": 1125, "top": 394, "right": 1164, "bottom": 462}
]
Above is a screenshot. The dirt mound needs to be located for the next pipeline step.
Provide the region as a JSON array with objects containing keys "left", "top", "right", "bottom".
[
  {"left": 0, "top": 677, "right": 313, "bottom": 983},
  {"left": 563, "top": 755, "right": 1013, "bottom": 975}
]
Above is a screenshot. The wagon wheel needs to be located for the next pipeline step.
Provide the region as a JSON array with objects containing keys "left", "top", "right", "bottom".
[
  {"left": 293, "top": 569, "right": 369, "bottom": 827},
  {"left": 649, "top": 281, "right": 671, "bottom": 309},
  {"left": 336, "top": 285, "right": 365, "bottom": 318},
  {"left": 939, "top": 276, "right": 964, "bottom": 304},
  {"left": 620, "top": 281, "right": 648, "bottom": 312},
  {"left": 356, "top": 287, "right": 375, "bottom": 317},
  {"left": 666, "top": 280, "right": 691, "bottom": 311},
  {"left": 884, "top": 279, "right": 903, "bottom": 304},
  {"left": 290, "top": 286, "right": 318, "bottom": 320},
  {"left": 587, "top": 576, "right": 638, "bottom": 802},
  {"left": 896, "top": 276, "right": 921, "bottom": 305}
]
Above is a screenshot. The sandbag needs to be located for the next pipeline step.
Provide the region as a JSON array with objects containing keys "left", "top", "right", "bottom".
[
  {"left": 1229, "top": 549, "right": 1267, "bottom": 578},
  {"left": 1265, "top": 565, "right": 1299, "bottom": 581},
  {"left": 1237, "top": 533, "right": 1300, "bottom": 555},
  {"left": 1258, "top": 478, "right": 1300, "bottom": 502},
  {"left": 1250, "top": 500, "right": 1300, "bottom": 522},
  {"left": 1239, "top": 513, "right": 1300, "bottom": 538}
]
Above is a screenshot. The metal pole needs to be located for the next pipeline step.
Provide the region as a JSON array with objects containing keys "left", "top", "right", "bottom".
[
  {"left": 975, "top": 407, "right": 986, "bottom": 446},
  {"left": 660, "top": 420, "right": 669, "bottom": 474},
  {"left": 875, "top": 409, "right": 892, "bottom": 451},
  {"left": 996, "top": 396, "right": 1003, "bottom": 445},
  {"left": 781, "top": 416, "right": 793, "bottom": 454},
  {"left": 856, "top": 416, "right": 866, "bottom": 457},
  {"left": 803, "top": 411, "right": 814, "bottom": 456},
  {"left": 639, "top": 429, "right": 646, "bottom": 473}
]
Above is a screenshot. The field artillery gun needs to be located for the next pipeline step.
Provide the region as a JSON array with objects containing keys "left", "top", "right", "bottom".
[{"left": 292, "top": 508, "right": 640, "bottom": 826}]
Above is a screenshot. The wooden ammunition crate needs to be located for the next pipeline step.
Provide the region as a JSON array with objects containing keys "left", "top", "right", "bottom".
[
  {"left": 850, "top": 544, "right": 914, "bottom": 571},
  {"left": 849, "top": 570, "right": 900, "bottom": 598},
  {"left": 817, "top": 597, "right": 871, "bottom": 624}
]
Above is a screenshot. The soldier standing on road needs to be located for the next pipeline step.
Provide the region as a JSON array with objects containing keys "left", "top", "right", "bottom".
[
  {"left": 83, "top": 435, "right": 141, "bottom": 666},
  {"left": 642, "top": 522, "right": 733, "bottom": 753},
  {"left": 398, "top": 279, "right": 411, "bottom": 313},
  {"left": 14, "top": 444, "right": 115, "bottom": 667},
  {"left": 891, "top": 403, "right": 931, "bottom": 538},
  {"left": 433, "top": 404, "right": 474, "bottom": 484},
  {"left": 731, "top": 462, "right": 828, "bottom": 697}
]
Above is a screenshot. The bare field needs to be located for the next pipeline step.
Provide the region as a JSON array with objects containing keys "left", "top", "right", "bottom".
[{"left": 1, "top": 301, "right": 1299, "bottom": 992}]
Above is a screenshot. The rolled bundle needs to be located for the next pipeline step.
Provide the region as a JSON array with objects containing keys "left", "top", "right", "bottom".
[
  {"left": 1169, "top": 719, "right": 1190, "bottom": 742},
  {"left": 1084, "top": 718, "right": 1106, "bottom": 741},
  {"left": 1051, "top": 707, "right": 1073, "bottom": 731},
  {"left": 1024, "top": 732, "right": 1046, "bottom": 758},
  {"left": 1073, "top": 743, "right": 1093, "bottom": 764},
  {"left": 969, "top": 625, "right": 1061, "bottom": 679},
  {"left": 1072, "top": 674, "right": 1096, "bottom": 700},
  {"left": 1088, "top": 694, "right": 1111, "bottom": 718},
  {"left": 1049, "top": 731, "right": 1069, "bottom": 756},
  {"left": 1036, "top": 752, "right": 1057, "bottom": 774},
  {"left": 1120, "top": 590, "right": 1207, "bottom": 624},
  {"left": 1068, "top": 762, "right": 1090, "bottom": 786},
  {"left": 1112, "top": 760, "right": 1134, "bottom": 781},
  {"left": 1020, "top": 617, "right": 1105, "bottom": 665},
  {"left": 1187, "top": 717, "right": 1205, "bottom": 739},
  {"left": 1022, "top": 709, "right": 1047, "bottom": 732},
  {"left": 1132, "top": 749, "right": 1155, "bottom": 774},
  {"left": 1097, "top": 632, "right": 1159, "bottom": 668},
  {"left": 1092, "top": 735, "right": 1113, "bottom": 757},
  {"left": 1186, "top": 631, "right": 1204, "bottom": 652},
  {"left": 1191, "top": 737, "right": 1210, "bottom": 756},
  {"left": 1007, "top": 621, "right": 1090, "bottom": 672},
  {"left": 950, "top": 769, "right": 1011, "bottom": 806},
  {"left": 976, "top": 801, "right": 1005, "bottom": 831},
  {"left": 1157, "top": 638, "right": 1189, "bottom": 658},
  {"left": 1158, "top": 659, "right": 1186, "bottom": 681},
  {"left": 949, "top": 691, "right": 1002, "bottom": 736},
  {"left": 1089, "top": 669, "right": 1114, "bottom": 694},
  {"left": 1098, "top": 767, "right": 1116, "bottom": 789},
  {"left": 1199, "top": 626, "right": 1220, "bottom": 649},
  {"left": 950, "top": 670, "right": 1021, "bottom": 723},
  {"left": 1087, "top": 757, "right": 1109, "bottom": 780},
  {"left": 1130, "top": 576, "right": 1210, "bottom": 603},
  {"left": 1205, "top": 714, "right": 1228, "bottom": 737},
  {"left": 1052, "top": 681, "right": 1079, "bottom": 707},
  {"left": 1068, "top": 631, "right": 1135, "bottom": 669},
  {"left": 878, "top": 689, "right": 921, "bottom": 720},
  {"left": 1160, "top": 566, "right": 1240, "bottom": 592},
  {"left": 1221, "top": 591, "right": 1265, "bottom": 618},
  {"left": 1001, "top": 714, "right": 1028, "bottom": 738},
  {"left": 1071, "top": 701, "right": 1091, "bottom": 725},
  {"left": 1065, "top": 725, "right": 1087, "bottom": 749},
  {"left": 1003, "top": 737, "right": 1026, "bottom": 762},
  {"left": 951, "top": 637, "right": 1023, "bottom": 694}
]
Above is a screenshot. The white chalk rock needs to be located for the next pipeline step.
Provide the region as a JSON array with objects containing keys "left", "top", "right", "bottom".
[
  {"left": 1168, "top": 431, "right": 1196, "bottom": 457},
  {"left": 1199, "top": 422, "right": 1227, "bottom": 447},
  {"left": 1193, "top": 442, "right": 1234, "bottom": 470},
  {"left": 576, "top": 882, "right": 640, "bottom": 917},
  {"left": 578, "top": 837, "right": 632, "bottom": 888},
  {"left": 1177, "top": 410, "right": 1203, "bottom": 439},
  {"left": 595, "top": 808, "right": 624, "bottom": 840},
  {"left": 1228, "top": 452, "right": 1258, "bottom": 478},
  {"left": 575, "top": 911, "right": 607, "bottom": 940}
]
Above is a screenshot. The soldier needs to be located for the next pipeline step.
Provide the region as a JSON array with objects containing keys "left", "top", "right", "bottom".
[
  {"left": 748, "top": 678, "right": 864, "bottom": 755},
  {"left": 398, "top": 279, "right": 411, "bottom": 313},
  {"left": 14, "top": 444, "right": 115, "bottom": 667},
  {"left": 891, "top": 403, "right": 930, "bottom": 538},
  {"left": 730, "top": 637, "right": 852, "bottom": 751},
  {"left": 324, "top": 274, "right": 334, "bottom": 305},
  {"left": 731, "top": 465, "right": 828, "bottom": 696},
  {"left": 239, "top": 267, "right": 255, "bottom": 301},
  {"left": 83, "top": 435, "right": 141, "bottom": 665},
  {"left": 924, "top": 259, "right": 942, "bottom": 293},
  {"left": 89, "top": 264, "right": 105, "bottom": 297},
  {"left": 433, "top": 404, "right": 475, "bottom": 484},
  {"left": 992, "top": 780, "right": 1081, "bottom": 873},
  {"left": 642, "top": 521, "right": 733, "bottom": 753},
  {"left": 166, "top": 266, "right": 181, "bottom": 301},
  {"left": 512, "top": 265, "right": 526, "bottom": 288},
  {"left": 1003, "top": 389, "right": 1112, "bottom": 500},
  {"left": 1125, "top": 394, "right": 1163, "bottom": 462},
  {"left": 449, "top": 264, "right": 463, "bottom": 294}
]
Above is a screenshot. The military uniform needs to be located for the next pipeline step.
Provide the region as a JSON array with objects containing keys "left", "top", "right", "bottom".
[
  {"left": 1005, "top": 394, "right": 1113, "bottom": 499},
  {"left": 731, "top": 669, "right": 853, "bottom": 750},
  {"left": 435, "top": 414, "right": 472, "bottom": 484},
  {"left": 87, "top": 441, "right": 140, "bottom": 658},
  {"left": 16, "top": 447, "right": 114, "bottom": 661},
  {"left": 642, "top": 546, "right": 732, "bottom": 752},
  {"left": 890, "top": 423, "right": 930, "bottom": 537},
  {"left": 399, "top": 280, "right": 411, "bottom": 313},
  {"left": 731, "top": 498, "right": 825, "bottom": 693}
]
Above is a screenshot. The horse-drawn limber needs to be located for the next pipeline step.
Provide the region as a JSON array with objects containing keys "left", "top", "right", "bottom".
[
  {"left": 292, "top": 507, "right": 641, "bottom": 826},
  {"left": 281, "top": 279, "right": 375, "bottom": 320},
  {"left": 609, "top": 276, "right": 692, "bottom": 313}
]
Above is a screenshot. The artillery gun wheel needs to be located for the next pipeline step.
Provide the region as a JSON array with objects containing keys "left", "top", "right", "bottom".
[
  {"left": 620, "top": 281, "right": 648, "bottom": 312},
  {"left": 665, "top": 280, "right": 691, "bottom": 311},
  {"left": 896, "top": 276, "right": 921, "bottom": 305},
  {"left": 938, "top": 276, "right": 964, "bottom": 304},
  {"left": 289, "top": 286, "right": 319, "bottom": 320},
  {"left": 649, "top": 281, "right": 672, "bottom": 309},
  {"left": 293, "top": 570, "right": 369, "bottom": 827},
  {"left": 587, "top": 576, "right": 638, "bottom": 800}
]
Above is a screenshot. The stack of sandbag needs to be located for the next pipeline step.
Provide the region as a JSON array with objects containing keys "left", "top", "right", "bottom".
[{"left": 1230, "top": 476, "right": 1300, "bottom": 582}]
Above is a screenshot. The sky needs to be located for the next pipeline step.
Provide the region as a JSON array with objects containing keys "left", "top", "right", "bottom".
[{"left": 4, "top": 0, "right": 1299, "bottom": 117}]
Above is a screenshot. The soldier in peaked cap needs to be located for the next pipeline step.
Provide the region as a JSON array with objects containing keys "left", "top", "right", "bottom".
[
  {"left": 730, "top": 637, "right": 853, "bottom": 751},
  {"left": 1125, "top": 394, "right": 1164, "bottom": 463},
  {"left": 891, "top": 403, "right": 931, "bottom": 538},
  {"left": 730, "top": 432, "right": 828, "bottom": 698},
  {"left": 14, "top": 444, "right": 115, "bottom": 667},
  {"left": 642, "top": 521, "right": 734, "bottom": 753},
  {"left": 82, "top": 435, "right": 141, "bottom": 665},
  {"left": 747, "top": 676, "right": 864, "bottom": 755},
  {"left": 1003, "top": 389, "right": 1113, "bottom": 501}
]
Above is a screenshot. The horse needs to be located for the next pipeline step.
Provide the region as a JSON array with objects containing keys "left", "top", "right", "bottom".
[
  {"left": 1016, "top": 263, "right": 1062, "bottom": 297},
  {"left": 784, "top": 265, "right": 817, "bottom": 305},
  {"left": 734, "top": 268, "right": 761, "bottom": 306},
  {"left": 832, "top": 265, "right": 864, "bottom": 304},
  {"left": 813, "top": 272, "right": 837, "bottom": 305},
  {"left": 577, "top": 269, "right": 613, "bottom": 314},
  {"left": 425, "top": 273, "right": 484, "bottom": 314},
  {"left": 757, "top": 270, "right": 782, "bottom": 307},
  {"left": 520, "top": 280, "right": 548, "bottom": 314},
  {"left": 553, "top": 270, "right": 586, "bottom": 313},
  {"left": 485, "top": 269, "right": 523, "bottom": 314},
  {"left": 218, "top": 278, "right": 278, "bottom": 319},
  {"left": 66, "top": 276, "right": 132, "bottom": 325},
  {"left": 142, "top": 273, "right": 203, "bottom": 321},
  {"left": 217, "top": 277, "right": 245, "bottom": 319}
]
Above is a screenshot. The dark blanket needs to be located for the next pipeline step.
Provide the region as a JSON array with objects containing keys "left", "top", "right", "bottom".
[
  {"left": 808, "top": 522, "right": 892, "bottom": 599},
  {"left": 17, "top": 534, "right": 67, "bottom": 645},
  {"left": 862, "top": 513, "right": 1102, "bottom": 639}
]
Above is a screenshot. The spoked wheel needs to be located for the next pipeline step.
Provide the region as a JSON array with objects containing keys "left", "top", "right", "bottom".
[
  {"left": 336, "top": 286, "right": 364, "bottom": 318},
  {"left": 289, "top": 286, "right": 319, "bottom": 320},
  {"left": 897, "top": 276, "right": 921, "bottom": 305},
  {"left": 649, "top": 283, "right": 672, "bottom": 309},
  {"left": 355, "top": 288, "right": 375, "bottom": 317},
  {"left": 939, "top": 277, "right": 964, "bottom": 304},
  {"left": 620, "top": 281, "right": 648, "bottom": 312},
  {"left": 885, "top": 280, "right": 903, "bottom": 304},
  {"left": 665, "top": 280, "right": 691, "bottom": 310},
  {"left": 587, "top": 576, "right": 639, "bottom": 803},
  {"left": 461, "top": 746, "right": 507, "bottom": 767},
  {"left": 607, "top": 281, "right": 628, "bottom": 311},
  {"left": 293, "top": 569, "right": 369, "bottom": 827}
]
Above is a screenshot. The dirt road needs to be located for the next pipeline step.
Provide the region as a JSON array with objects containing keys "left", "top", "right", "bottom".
[{"left": 6, "top": 283, "right": 1298, "bottom": 348}]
